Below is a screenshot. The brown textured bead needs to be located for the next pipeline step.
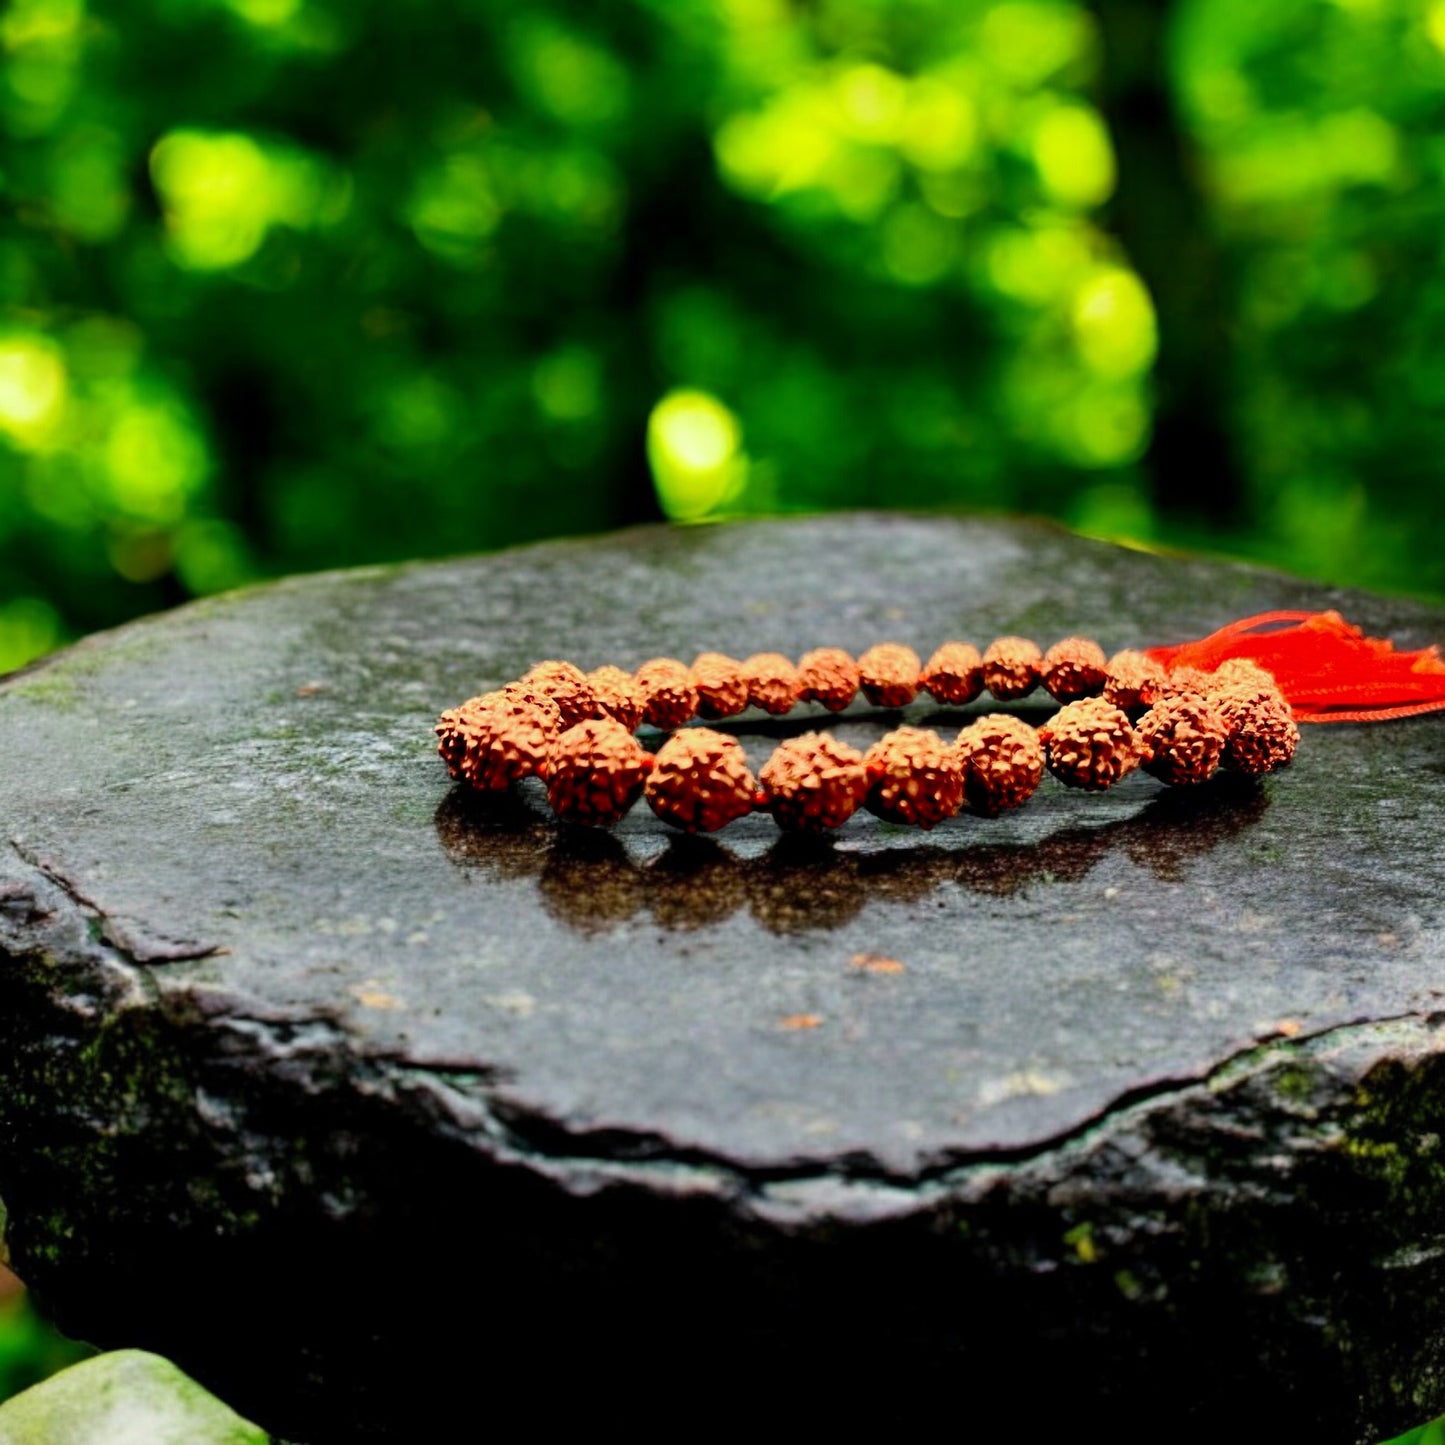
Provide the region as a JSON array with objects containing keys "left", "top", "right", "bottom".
[
  {"left": 547, "top": 718, "right": 652, "bottom": 825},
  {"left": 438, "top": 633, "right": 1304, "bottom": 827},
  {"left": 1038, "top": 697, "right": 1140, "bottom": 792},
  {"left": 920, "top": 642, "right": 984, "bottom": 706},
  {"left": 982, "top": 636, "right": 1042, "bottom": 700},
  {"left": 1215, "top": 684, "right": 1299, "bottom": 775},
  {"left": 435, "top": 697, "right": 482, "bottom": 777},
  {"left": 741, "top": 651, "right": 800, "bottom": 715},
  {"left": 1212, "top": 658, "right": 1285, "bottom": 700},
  {"left": 644, "top": 727, "right": 757, "bottom": 833},
  {"left": 1136, "top": 693, "right": 1229, "bottom": 786},
  {"left": 691, "top": 652, "right": 750, "bottom": 720},
  {"left": 1041, "top": 636, "right": 1108, "bottom": 702},
  {"left": 587, "top": 664, "right": 645, "bottom": 732},
  {"left": 1157, "top": 664, "right": 1215, "bottom": 702},
  {"left": 493, "top": 677, "right": 556, "bottom": 714},
  {"left": 857, "top": 643, "right": 920, "bottom": 708},
  {"left": 520, "top": 660, "right": 596, "bottom": 729},
  {"left": 439, "top": 690, "right": 560, "bottom": 791},
  {"left": 758, "top": 731, "right": 869, "bottom": 832},
  {"left": 1103, "top": 649, "right": 1169, "bottom": 711},
  {"left": 863, "top": 727, "right": 964, "bottom": 829},
  {"left": 796, "top": 647, "right": 859, "bottom": 711},
  {"left": 955, "top": 714, "right": 1043, "bottom": 815},
  {"left": 634, "top": 657, "right": 698, "bottom": 731}
]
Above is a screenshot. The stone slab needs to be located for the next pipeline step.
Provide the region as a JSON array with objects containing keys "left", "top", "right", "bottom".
[{"left": 1, "top": 514, "right": 1443, "bottom": 1440}]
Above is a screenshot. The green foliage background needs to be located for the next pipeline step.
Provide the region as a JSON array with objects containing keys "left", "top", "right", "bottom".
[
  {"left": 2, "top": 0, "right": 1444, "bottom": 675},
  {"left": 0, "top": 1277, "right": 91, "bottom": 1404}
]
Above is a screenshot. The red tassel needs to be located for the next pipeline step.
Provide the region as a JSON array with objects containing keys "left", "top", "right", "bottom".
[{"left": 1145, "top": 611, "right": 1445, "bottom": 724}]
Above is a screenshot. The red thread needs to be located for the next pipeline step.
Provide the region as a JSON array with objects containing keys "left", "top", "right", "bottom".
[{"left": 1146, "top": 611, "right": 1445, "bottom": 723}]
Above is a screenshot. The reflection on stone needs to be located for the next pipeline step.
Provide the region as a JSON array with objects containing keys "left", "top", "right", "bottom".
[
  {"left": 743, "top": 836, "right": 868, "bottom": 934},
  {"left": 955, "top": 829, "right": 1110, "bottom": 897},
  {"left": 431, "top": 787, "right": 553, "bottom": 879},
  {"left": 1120, "top": 773, "right": 1267, "bottom": 882},
  {"left": 434, "top": 775, "right": 1269, "bottom": 936},
  {"left": 646, "top": 837, "right": 749, "bottom": 931},
  {"left": 539, "top": 829, "right": 650, "bottom": 934}
]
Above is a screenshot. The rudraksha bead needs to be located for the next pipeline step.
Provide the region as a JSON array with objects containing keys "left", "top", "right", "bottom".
[
  {"left": 1157, "top": 665, "right": 1215, "bottom": 702},
  {"left": 691, "top": 652, "right": 750, "bottom": 720},
  {"left": 634, "top": 657, "right": 698, "bottom": 731},
  {"left": 587, "top": 664, "right": 645, "bottom": 732},
  {"left": 1215, "top": 684, "right": 1299, "bottom": 775},
  {"left": 857, "top": 643, "right": 920, "bottom": 708},
  {"left": 757, "top": 732, "right": 869, "bottom": 832},
  {"left": 644, "top": 727, "right": 757, "bottom": 833},
  {"left": 1136, "top": 693, "right": 1228, "bottom": 786},
  {"left": 444, "top": 690, "right": 560, "bottom": 791},
  {"left": 1103, "top": 649, "right": 1168, "bottom": 711},
  {"left": 796, "top": 647, "right": 859, "bottom": 711},
  {"left": 955, "top": 714, "right": 1043, "bottom": 815},
  {"left": 520, "top": 660, "right": 596, "bottom": 729},
  {"left": 982, "top": 636, "right": 1042, "bottom": 700},
  {"left": 435, "top": 698, "right": 482, "bottom": 776},
  {"left": 494, "top": 677, "right": 559, "bottom": 715},
  {"left": 741, "top": 652, "right": 800, "bottom": 715},
  {"left": 1213, "top": 658, "right": 1285, "bottom": 699},
  {"left": 1038, "top": 697, "right": 1140, "bottom": 792},
  {"left": 547, "top": 718, "right": 653, "bottom": 825},
  {"left": 1041, "top": 637, "right": 1108, "bottom": 703},
  {"left": 920, "top": 642, "right": 984, "bottom": 706},
  {"left": 863, "top": 726, "right": 964, "bottom": 829}
]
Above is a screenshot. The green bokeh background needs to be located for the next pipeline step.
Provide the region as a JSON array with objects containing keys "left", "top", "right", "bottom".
[
  {"left": 2, "top": 0, "right": 1445, "bottom": 1416},
  {"left": 2, "top": 0, "right": 1444, "bottom": 678}
]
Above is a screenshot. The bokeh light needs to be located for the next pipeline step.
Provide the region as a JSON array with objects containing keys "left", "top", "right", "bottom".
[
  {"left": 0, "top": 0, "right": 1437, "bottom": 686},
  {"left": 150, "top": 129, "right": 344, "bottom": 270},
  {"left": 0, "top": 336, "right": 67, "bottom": 448},
  {"left": 647, "top": 389, "right": 746, "bottom": 522}
]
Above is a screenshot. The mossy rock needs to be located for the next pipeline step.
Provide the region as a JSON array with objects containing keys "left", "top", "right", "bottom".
[
  {"left": 0, "top": 515, "right": 1443, "bottom": 1442},
  {"left": 0, "top": 1350, "right": 267, "bottom": 1444}
]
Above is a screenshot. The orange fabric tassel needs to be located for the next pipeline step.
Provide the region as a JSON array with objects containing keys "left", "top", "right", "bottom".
[{"left": 1145, "top": 611, "right": 1445, "bottom": 724}]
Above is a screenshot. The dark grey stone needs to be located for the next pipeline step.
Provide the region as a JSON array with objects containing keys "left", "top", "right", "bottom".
[{"left": 1, "top": 514, "right": 1443, "bottom": 1441}]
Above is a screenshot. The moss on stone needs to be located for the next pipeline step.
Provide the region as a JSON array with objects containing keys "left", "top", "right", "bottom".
[{"left": 0, "top": 1350, "right": 267, "bottom": 1443}]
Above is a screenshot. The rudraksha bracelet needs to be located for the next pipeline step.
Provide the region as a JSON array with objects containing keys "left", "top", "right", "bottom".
[{"left": 435, "top": 637, "right": 1299, "bottom": 833}]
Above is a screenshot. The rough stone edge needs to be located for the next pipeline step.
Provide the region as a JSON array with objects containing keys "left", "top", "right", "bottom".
[{"left": 7, "top": 793, "right": 1445, "bottom": 1441}]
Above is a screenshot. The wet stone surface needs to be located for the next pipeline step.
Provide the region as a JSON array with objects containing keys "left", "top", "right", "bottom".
[{"left": 1, "top": 514, "right": 1444, "bottom": 1441}]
